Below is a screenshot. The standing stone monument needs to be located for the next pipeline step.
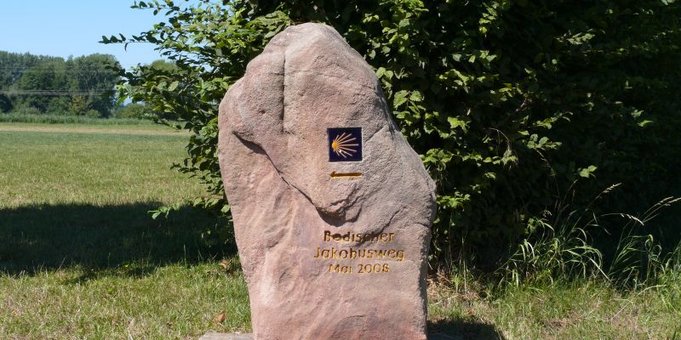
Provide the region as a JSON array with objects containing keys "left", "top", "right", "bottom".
[{"left": 217, "top": 23, "right": 436, "bottom": 339}]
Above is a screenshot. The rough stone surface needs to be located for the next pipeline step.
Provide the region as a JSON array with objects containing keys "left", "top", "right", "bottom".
[{"left": 217, "top": 23, "right": 436, "bottom": 340}]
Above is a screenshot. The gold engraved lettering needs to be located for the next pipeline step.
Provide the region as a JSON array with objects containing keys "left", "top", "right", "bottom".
[
  {"left": 313, "top": 246, "right": 405, "bottom": 262},
  {"left": 357, "top": 263, "right": 390, "bottom": 273},
  {"left": 323, "top": 230, "right": 396, "bottom": 244},
  {"left": 328, "top": 263, "right": 353, "bottom": 274},
  {"left": 318, "top": 230, "right": 403, "bottom": 274}
]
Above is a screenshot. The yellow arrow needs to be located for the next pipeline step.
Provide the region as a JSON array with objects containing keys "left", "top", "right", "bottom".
[{"left": 330, "top": 171, "right": 363, "bottom": 179}]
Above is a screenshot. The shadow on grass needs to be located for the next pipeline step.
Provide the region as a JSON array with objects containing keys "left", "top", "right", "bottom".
[
  {"left": 428, "top": 318, "right": 505, "bottom": 340},
  {"left": 0, "top": 202, "right": 236, "bottom": 276}
]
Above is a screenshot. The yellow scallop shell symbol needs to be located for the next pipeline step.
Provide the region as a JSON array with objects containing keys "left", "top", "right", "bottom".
[{"left": 331, "top": 132, "right": 359, "bottom": 158}]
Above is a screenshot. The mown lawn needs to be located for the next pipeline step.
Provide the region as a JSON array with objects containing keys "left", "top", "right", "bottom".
[
  {"left": 0, "top": 122, "right": 249, "bottom": 338},
  {"left": 1, "top": 122, "right": 679, "bottom": 339}
]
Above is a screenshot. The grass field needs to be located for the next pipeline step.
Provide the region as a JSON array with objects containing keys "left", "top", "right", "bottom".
[
  {"left": 1, "top": 122, "right": 679, "bottom": 339},
  {"left": 0, "top": 122, "right": 249, "bottom": 338}
]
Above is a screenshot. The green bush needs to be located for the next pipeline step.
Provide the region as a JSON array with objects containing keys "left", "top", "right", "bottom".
[
  {"left": 0, "top": 94, "right": 12, "bottom": 112},
  {"left": 11, "top": 106, "right": 41, "bottom": 116},
  {"left": 84, "top": 109, "right": 101, "bottom": 118},
  {"left": 114, "top": 103, "right": 151, "bottom": 119},
  {"left": 105, "top": 0, "right": 681, "bottom": 273},
  {"left": 0, "top": 113, "right": 151, "bottom": 125}
]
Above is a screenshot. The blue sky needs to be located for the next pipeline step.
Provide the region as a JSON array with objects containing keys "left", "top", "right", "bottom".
[{"left": 0, "top": 1, "right": 182, "bottom": 69}]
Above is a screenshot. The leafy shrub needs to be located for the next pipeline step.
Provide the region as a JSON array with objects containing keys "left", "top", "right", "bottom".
[
  {"left": 114, "top": 103, "right": 151, "bottom": 119},
  {"left": 105, "top": 0, "right": 681, "bottom": 273},
  {"left": 11, "top": 106, "right": 41, "bottom": 116},
  {"left": 84, "top": 109, "right": 102, "bottom": 118},
  {"left": 0, "top": 94, "right": 13, "bottom": 113}
]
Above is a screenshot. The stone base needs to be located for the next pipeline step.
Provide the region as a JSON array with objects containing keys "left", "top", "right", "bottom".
[
  {"left": 200, "top": 331, "right": 460, "bottom": 340},
  {"left": 199, "top": 332, "right": 253, "bottom": 340}
]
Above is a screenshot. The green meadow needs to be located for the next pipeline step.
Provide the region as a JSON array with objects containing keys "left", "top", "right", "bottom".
[
  {"left": 1, "top": 122, "right": 679, "bottom": 339},
  {"left": 0, "top": 123, "right": 249, "bottom": 338}
]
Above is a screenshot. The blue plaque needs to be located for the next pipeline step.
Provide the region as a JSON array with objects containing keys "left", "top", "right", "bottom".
[{"left": 328, "top": 127, "right": 362, "bottom": 162}]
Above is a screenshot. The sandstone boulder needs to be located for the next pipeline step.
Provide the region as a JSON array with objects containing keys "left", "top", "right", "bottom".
[{"left": 218, "top": 23, "right": 436, "bottom": 340}]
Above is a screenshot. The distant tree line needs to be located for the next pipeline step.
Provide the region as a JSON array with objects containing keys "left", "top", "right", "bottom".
[{"left": 0, "top": 51, "right": 121, "bottom": 117}]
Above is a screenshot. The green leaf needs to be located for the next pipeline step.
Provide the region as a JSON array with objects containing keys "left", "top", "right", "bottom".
[
  {"left": 168, "top": 80, "right": 179, "bottom": 91},
  {"left": 638, "top": 120, "right": 654, "bottom": 127},
  {"left": 393, "top": 90, "right": 408, "bottom": 108},
  {"left": 578, "top": 165, "right": 598, "bottom": 178},
  {"left": 447, "top": 117, "right": 468, "bottom": 132}
]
